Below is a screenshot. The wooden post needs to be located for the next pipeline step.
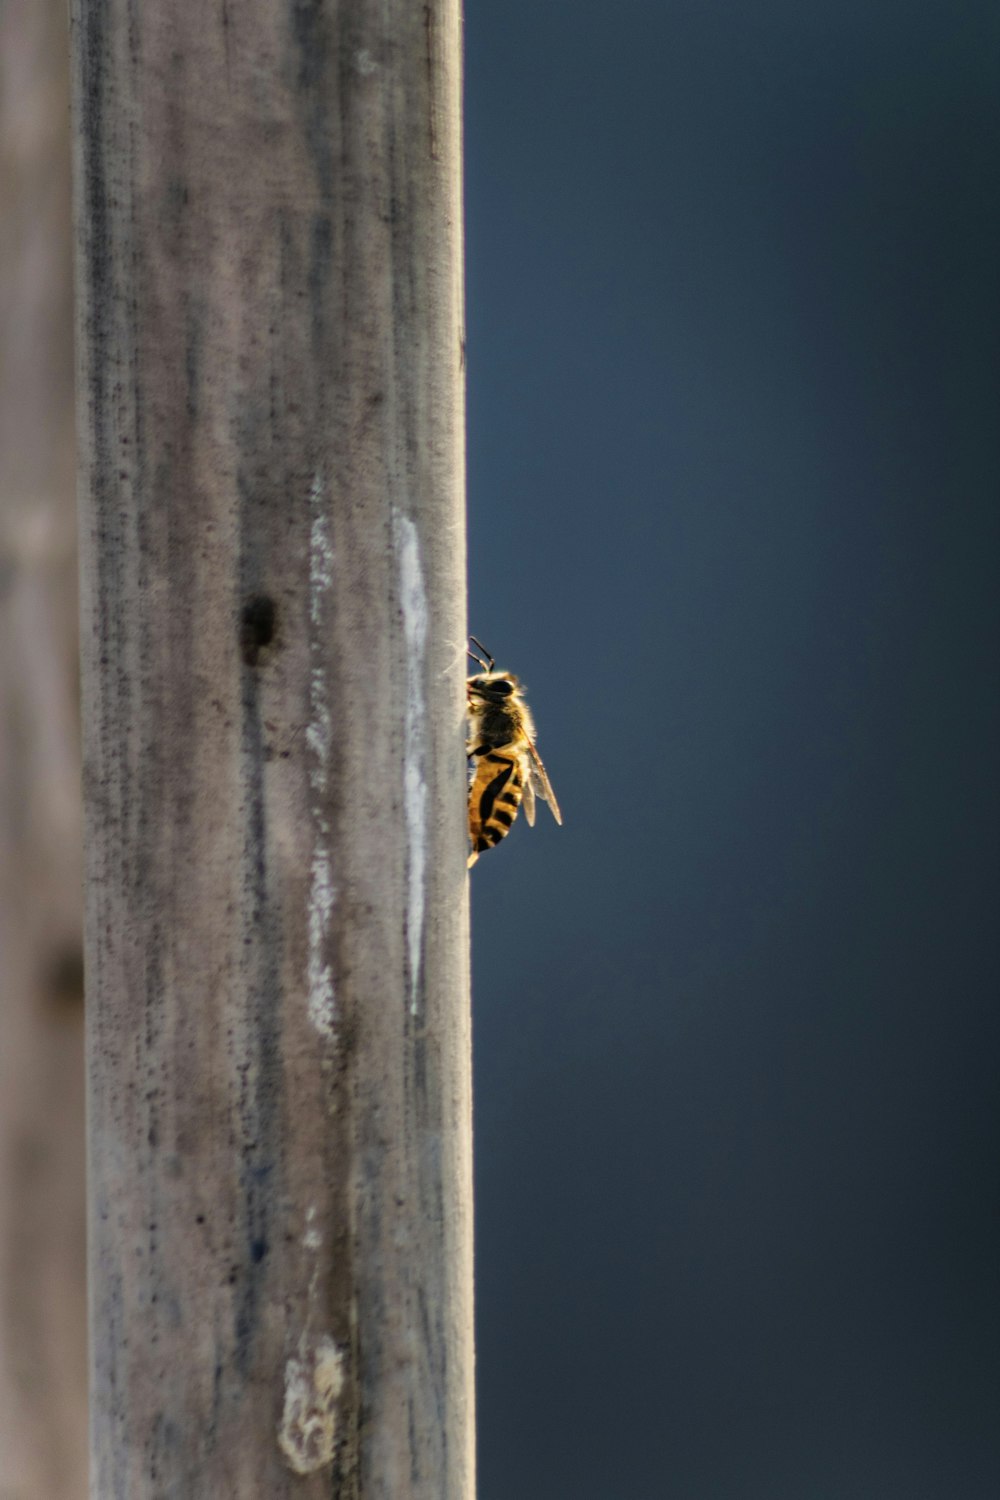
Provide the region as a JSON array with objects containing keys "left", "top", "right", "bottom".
[{"left": 71, "top": 1, "right": 471, "bottom": 1495}]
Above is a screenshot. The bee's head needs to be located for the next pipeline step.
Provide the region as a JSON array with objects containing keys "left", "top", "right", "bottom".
[{"left": 467, "top": 671, "right": 522, "bottom": 705}]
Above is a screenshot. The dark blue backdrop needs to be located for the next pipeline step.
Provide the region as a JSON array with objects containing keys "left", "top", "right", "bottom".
[{"left": 465, "top": 4, "right": 1000, "bottom": 1495}]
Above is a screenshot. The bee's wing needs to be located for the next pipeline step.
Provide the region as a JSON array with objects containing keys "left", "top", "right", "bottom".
[
  {"left": 527, "top": 741, "right": 562, "bottom": 825},
  {"left": 522, "top": 771, "right": 536, "bottom": 827}
]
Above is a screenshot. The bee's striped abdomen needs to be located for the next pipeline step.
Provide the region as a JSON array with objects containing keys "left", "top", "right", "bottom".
[{"left": 467, "top": 745, "right": 524, "bottom": 866}]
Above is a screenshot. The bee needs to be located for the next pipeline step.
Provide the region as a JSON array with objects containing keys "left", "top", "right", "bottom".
[{"left": 466, "top": 636, "right": 562, "bottom": 867}]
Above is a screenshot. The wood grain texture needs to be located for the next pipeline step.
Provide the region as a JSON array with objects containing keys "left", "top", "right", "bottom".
[{"left": 71, "top": 1, "right": 471, "bottom": 1494}]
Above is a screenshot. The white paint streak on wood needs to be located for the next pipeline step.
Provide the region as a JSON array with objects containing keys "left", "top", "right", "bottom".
[
  {"left": 279, "top": 1205, "right": 341, "bottom": 1474},
  {"left": 307, "top": 846, "right": 336, "bottom": 1039},
  {"left": 302, "top": 1204, "right": 321, "bottom": 1252},
  {"left": 307, "top": 471, "right": 336, "bottom": 1038},
  {"left": 398, "top": 514, "right": 429, "bottom": 1016},
  {"left": 278, "top": 1336, "right": 345, "bottom": 1475}
]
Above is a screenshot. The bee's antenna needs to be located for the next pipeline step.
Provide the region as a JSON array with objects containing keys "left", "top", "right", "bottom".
[{"left": 468, "top": 635, "right": 494, "bottom": 673}]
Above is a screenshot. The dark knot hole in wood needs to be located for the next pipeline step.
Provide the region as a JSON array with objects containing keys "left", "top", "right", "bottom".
[{"left": 240, "top": 593, "right": 277, "bottom": 667}]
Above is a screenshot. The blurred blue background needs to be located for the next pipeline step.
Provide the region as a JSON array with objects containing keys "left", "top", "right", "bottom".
[{"left": 465, "top": 3, "right": 1000, "bottom": 1495}]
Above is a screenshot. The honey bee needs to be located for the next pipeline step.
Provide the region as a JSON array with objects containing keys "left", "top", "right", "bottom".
[{"left": 466, "top": 636, "right": 562, "bottom": 867}]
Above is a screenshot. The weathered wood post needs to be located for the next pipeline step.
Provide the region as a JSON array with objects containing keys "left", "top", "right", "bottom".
[{"left": 71, "top": 0, "right": 471, "bottom": 1494}]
